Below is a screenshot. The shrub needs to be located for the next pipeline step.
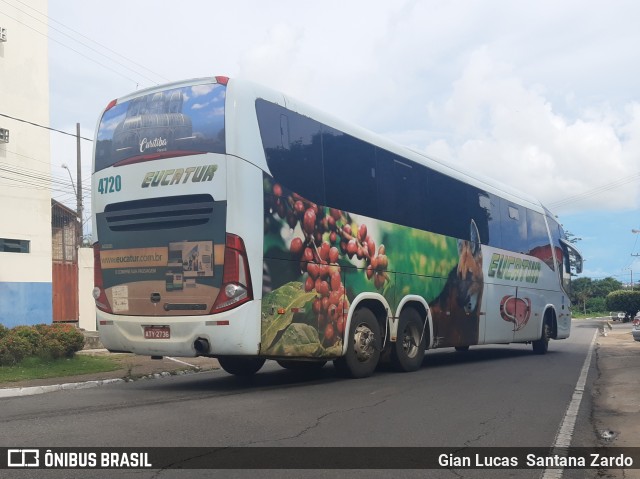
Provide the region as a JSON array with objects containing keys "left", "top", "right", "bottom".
[
  {"left": 0, "top": 324, "right": 8, "bottom": 340},
  {"left": 0, "top": 334, "right": 31, "bottom": 366},
  {"left": 0, "top": 323, "right": 85, "bottom": 364},
  {"left": 11, "top": 325, "right": 42, "bottom": 355},
  {"left": 39, "top": 324, "right": 85, "bottom": 358},
  {"left": 605, "top": 290, "right": 640, "bottom": 319}
]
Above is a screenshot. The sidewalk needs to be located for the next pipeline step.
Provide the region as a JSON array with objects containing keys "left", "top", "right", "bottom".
[
  {"left": 590, "top": 319, "right": 640, "bottom": 479},
  {"left": 0, "top": 349, "right": 220, "bottom": 396}
]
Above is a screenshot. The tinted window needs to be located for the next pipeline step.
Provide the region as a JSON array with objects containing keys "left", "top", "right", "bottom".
[
  {"left": 527, "top": 209, "right": 553, "bottom": 270},
  {"left": 376, "top": 149, "right": 426, "bottom": 228},
  {"left": 323, "top": 128, "right": 377, "bottom": 217},
  {"left": 427, "top": 170, "right": 471, "bottom": 239},
  {"left": 527, "top": 210, "right": 551, "bottom": 253},
  {"left": 470, "top": 190, "right": 501, "bottom": 248},
  {"left": 500, "top": 200, "right": 528, "bottom": 253},
  {"left": 546, "top": 214, "right": 564, "bottom": 273},
  {"left": 256, "top": 100, "right": 325, "bottom": 204},
  {"left": 95, "top": 83, "right": 226, "bottom": 172}
]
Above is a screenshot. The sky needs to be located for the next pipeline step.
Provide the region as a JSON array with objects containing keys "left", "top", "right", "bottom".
[{"left": 12, "top": 0, "right": 640, "bottom": 281}]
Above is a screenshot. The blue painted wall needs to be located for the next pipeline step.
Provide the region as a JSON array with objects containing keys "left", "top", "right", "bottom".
[{"left": 0, "top": 282, "right": 53, "bottom": 327}]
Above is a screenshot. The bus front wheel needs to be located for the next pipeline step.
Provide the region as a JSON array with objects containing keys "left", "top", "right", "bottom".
[
  {"left": 532, "top": 322, "right": 551, "bottom": 355},
  {"left": 218, "top": 356, "right": 266, "bottom": 376},
  {"left": 334, "top": 308, "right": 381, "bottom": 378}
]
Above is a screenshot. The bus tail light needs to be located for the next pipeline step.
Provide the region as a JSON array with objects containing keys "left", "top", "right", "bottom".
[
  {"left": 211, "top": 234, "right": 253, "bottom": 313},
  {"left": 92, "top": 243, "right": 113, "bottom": 313}
]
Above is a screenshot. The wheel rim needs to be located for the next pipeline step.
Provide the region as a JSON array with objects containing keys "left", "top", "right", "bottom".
[
  {"left": 353, "top": 323, "right": 376, "bottom": 362},
  {"left": 401, "top": 322, "right": 420, "bottom": 359}
]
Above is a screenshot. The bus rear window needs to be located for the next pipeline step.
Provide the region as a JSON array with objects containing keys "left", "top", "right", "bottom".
[{"left": 94, "top": 82, "right": 226, "bottom": 172}]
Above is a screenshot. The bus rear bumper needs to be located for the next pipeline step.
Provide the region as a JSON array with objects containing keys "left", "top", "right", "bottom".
[{"left": 96, "top": 300, "right": 262, "bottom": 357}]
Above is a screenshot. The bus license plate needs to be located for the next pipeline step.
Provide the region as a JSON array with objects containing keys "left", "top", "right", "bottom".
[{"left": 144, "top": 326, "right": 170, "bottom": 339}]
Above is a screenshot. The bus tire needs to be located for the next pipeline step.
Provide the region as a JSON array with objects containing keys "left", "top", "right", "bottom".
[
  {"left": 391, "top": 308, "right": 425, "bottom": 372},
  {"left": 532, "top": 322, "right": 551, "bottom": 355},
  {"left": 333, "top": 308, "right": 381, "bottom": 378},
  {"left": 218, "top": 356, "right": 266, "bottom": 376},
  {"left": 277, "top": 360, "right": 326, "bottom": 370}
]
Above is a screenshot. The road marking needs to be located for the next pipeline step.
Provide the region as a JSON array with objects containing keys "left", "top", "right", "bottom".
[
  {"left": 542, "top": 329, "right": 598, "bottom": 479},
  {"left": 165, "top": 356, "right": 199, "bottom": 368}
]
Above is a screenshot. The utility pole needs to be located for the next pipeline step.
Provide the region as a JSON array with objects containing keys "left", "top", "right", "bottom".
[{"left": 76, "top": 123, "right": 83, "bottom": 246}]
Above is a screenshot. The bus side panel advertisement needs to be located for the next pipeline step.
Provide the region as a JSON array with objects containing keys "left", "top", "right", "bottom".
[
  {"left": 260, "top": 176, "right": 558, "bottom": 358},
  {"left": 261, "top": 176, "right": 467, "bottom": 357}
]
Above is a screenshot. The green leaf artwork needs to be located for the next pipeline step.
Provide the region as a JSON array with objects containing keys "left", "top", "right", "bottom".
[{"left": 261, "top": 282, "right": 316, "bottom": 351}]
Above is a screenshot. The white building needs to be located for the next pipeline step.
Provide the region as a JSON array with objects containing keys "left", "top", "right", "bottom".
[{"left": 0, "top": 1, "right": 53, "bottom": 327}]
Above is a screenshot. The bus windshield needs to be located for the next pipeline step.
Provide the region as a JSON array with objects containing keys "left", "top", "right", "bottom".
[{"left": 94, "top": 82, "right": 226, "bottom": 172}]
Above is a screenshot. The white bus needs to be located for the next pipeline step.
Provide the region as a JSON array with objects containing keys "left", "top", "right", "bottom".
[{"left": 92, "top": 76, "right": 583, "bottom": 378}]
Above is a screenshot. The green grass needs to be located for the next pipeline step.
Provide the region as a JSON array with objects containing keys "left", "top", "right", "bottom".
[
  {"left": 572, "top": 311, "right": 610, "bottom": 319},
  {"left": 0, "top": 355, "right": 121, "bottom": 384}
]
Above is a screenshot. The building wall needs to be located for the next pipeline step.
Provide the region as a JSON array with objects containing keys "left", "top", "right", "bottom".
[{"left": 0, "top": 1, "right": 52, "bottom": 326}]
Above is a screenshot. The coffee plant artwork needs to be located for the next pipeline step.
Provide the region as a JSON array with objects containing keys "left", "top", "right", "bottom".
[{"left": 260, "top": 175, "right": 459, "bottom": 358}]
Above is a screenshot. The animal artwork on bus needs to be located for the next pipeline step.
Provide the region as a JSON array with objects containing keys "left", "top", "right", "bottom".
[{"left": 428, "top": 220, "right": 484, "bottom": 347}]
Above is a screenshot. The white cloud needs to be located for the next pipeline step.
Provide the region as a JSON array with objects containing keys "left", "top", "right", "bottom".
[{"left": 416, "top": 47, "right": 640, "bottom": 214}]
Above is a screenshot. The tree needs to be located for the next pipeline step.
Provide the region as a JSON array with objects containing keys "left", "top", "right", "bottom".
[
  {"left": 564, "top": 229, "right": 581, "bottom": 245},
  {"left": 571, "top": 277, "right": 592, "bottom": 314},
  {"left": 592, "top": 277, "right": 623, "bottom": 297},
  {"left": 605, "top": 290, "right": 640, "bottom": 321}
]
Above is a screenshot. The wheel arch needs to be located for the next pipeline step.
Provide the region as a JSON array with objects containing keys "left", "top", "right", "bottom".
[
  {"left": 394, "top": 295, "right": 432, "bottom": 349},
  {"left": 342, "top": 293, "right": 390, "bottom": 356},
  {"left": 542, "top": 305, "right": 558, "bottom": 339}
]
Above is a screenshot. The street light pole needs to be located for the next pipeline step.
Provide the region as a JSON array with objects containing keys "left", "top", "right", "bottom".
[
  {"left": 76, "top": 123, "right": 83, "bottom": 245},
  {"left": 633, "top": 230, "right": 640, "bottom": 290}
]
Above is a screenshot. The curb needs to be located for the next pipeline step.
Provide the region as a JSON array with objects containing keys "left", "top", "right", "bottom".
[
  {"left": 0, "top": 378, "right": 125, "bottom": 399},
  {"left": 0, "top": 362, "right": 208, "bottom": 399}
]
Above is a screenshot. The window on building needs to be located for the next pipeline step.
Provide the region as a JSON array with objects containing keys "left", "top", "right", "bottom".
[{"left": 0, "top": 238, "right": 30, "bottom": 253}]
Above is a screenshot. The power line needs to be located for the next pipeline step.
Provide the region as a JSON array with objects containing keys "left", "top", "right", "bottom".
[
  {"left": 548, "top": 172, "right": 640, "bottom": 209},
  {"left": 0, "top": 8, "right": 142, "bottom": 86},
  {"left": 5, "top": 0, "right": 169, "bottom": 83},
  {"left": 0, "top": 163, "right": 91, "bottom": 193},
  {"left": 0, "top": 112, "right": 93, "bottom": 141},
  {"left": 0, "top": 0, "right": 167, "bottom": 86}
]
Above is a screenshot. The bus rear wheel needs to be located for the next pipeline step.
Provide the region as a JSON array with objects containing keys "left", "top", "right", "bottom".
[
  {"left": 334, "top": 308, "right": 381, "bottom": 378},
  {"left": 218, "top": 356, "right": 266, "bottom": 376},
  {"left": 391, "top": 308, "right": 425, "bottom": 372}
]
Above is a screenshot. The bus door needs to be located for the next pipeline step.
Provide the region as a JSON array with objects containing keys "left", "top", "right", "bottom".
[{"left": 482, "top": 282, "right": 517, "bottom": 344}]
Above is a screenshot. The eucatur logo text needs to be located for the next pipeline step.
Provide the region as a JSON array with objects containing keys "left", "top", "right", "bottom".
[{"left": 141, "top": 164, "right": 218, "bottom": 188}]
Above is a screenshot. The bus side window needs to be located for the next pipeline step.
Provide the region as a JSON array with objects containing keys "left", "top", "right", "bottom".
[
  {"left": 526, "top": 209, "right": 553, "bottom": 269},
  {"left": 426, "top": 170, "right": 471, "bottom": 240},
  {"left": 323, "top": 128, "right": 377, "bottom": 218},
  {"left": 376, "top": 149, "right": 426, "bottom": 229},
  {"left": 472, "top": 190, "right": 501, "bottom": 248},
  {"left": 256, "top": 100, "right": 325, "bottom": 205},
  {"left": 500, "top": 200, "right": 528, "bottom": 254}
]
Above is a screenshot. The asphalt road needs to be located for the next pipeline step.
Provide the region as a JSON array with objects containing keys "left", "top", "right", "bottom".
[{"left": 0, "top": 320, "right": 602, "bottom": 479}]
